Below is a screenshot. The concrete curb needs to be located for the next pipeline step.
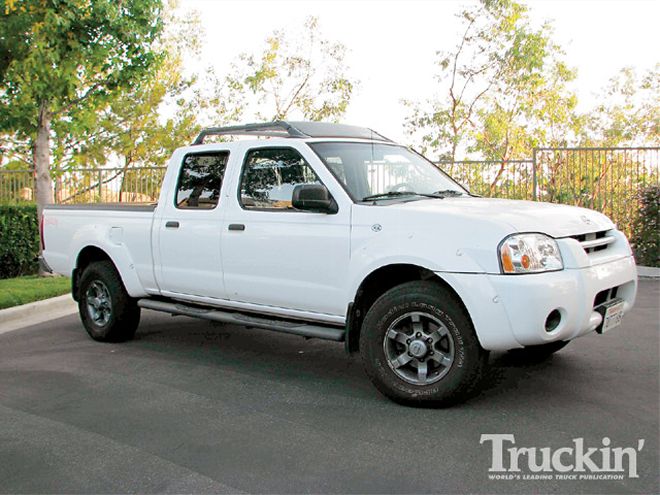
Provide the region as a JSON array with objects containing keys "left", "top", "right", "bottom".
[
  {"left": 637, "top": 266, "right": 660, "bottom": 279},
  {"left": 0, "top": 294, "right": 77, "bottom": 336}
]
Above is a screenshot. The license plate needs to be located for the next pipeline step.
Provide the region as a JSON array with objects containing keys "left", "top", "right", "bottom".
[{"left": 598, "top": 299, "right": 625, "bottom": 333}]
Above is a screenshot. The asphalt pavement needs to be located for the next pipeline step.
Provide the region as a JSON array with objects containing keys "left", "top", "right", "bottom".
[{"left": 0, "top": 280, "right": 658, "bottom": 494}]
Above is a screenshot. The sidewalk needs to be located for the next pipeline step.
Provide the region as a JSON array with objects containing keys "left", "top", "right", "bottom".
[
  {"left": 637, "top": 265, "right": 660, "bottom": 279},
  {"left": 0, "top": 294, "right": 77, "bottom": 335}
]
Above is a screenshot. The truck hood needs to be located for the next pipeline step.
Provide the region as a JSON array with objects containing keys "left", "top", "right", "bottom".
[{"left": 391, "top": 197, "right": 614, "bottom": 238}]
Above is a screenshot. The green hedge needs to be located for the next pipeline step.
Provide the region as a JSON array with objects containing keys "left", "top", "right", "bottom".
[
  {"left": 630, "top": 185, "right": 659, "bottom": 267},
  {"left": 0, "top": 204, "right": 40, "bottom": 279}
]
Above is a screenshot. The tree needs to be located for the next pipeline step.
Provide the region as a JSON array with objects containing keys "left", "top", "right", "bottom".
[
  {"left": 57, "top": 3, "right": 239, "bottom": 203},
  {"left": 404, "top": 0, "right": 521, "bottom": 161},
  {"left": 404, "top": 0, "right": 580, "bottom": 164},
  {"left": 0, "top": 0, "right": 163, "bottom": 222},
  {"left": 585, "top": 65, "right": 659, "bottom": 146},
  {"left": 225, "top": 16, "right": 355, "bottom": 123},
  {"left": 471, "top": 42, "right": 580, "bottom": 162},
  {"left": 0, "top": 9, "right": 355, "bottom": 209},
  {"left": 80, "top": 14, "right": 355, "bottom": 201}
]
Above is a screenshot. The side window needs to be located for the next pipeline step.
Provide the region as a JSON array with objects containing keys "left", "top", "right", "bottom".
[
  {"left": 175, "top": 152, "right": 229, "bottom": 209},
  {"left": 240, "top": 148, "right": 321, "bottom": 210}
]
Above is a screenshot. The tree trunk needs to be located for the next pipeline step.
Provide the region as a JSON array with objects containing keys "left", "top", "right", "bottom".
[
  {"left": 118, "top": 154, "right": 132, "bottom": 203},
  {"left": 34, "top": 101, "right": 53, "bottom": 273}
]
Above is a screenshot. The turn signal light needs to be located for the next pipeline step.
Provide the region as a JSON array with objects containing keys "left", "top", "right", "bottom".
[
  {"left": 521, "top": 254, "right": 531, "bottom": 269},
  {"left": 501, "top": 245, "right": 515, "bottom": 273}
]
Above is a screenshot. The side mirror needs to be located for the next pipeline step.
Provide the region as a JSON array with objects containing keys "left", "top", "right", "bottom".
[{"left": 292, "top": 184, "right": 338, "bottom": 214}]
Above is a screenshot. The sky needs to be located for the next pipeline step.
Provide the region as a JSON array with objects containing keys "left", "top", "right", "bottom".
[{"left": 180, "top": 0, "right": 659, "bottom": 145}]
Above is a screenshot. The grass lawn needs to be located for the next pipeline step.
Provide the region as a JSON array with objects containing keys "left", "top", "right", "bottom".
[{"left": 0, "top": 275, "right": 71, "bottom": 310}]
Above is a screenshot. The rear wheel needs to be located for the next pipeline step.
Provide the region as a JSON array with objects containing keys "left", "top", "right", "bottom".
[
  {"left": 78, "top": 260, "right": 140, "bottom": 342},
  {"left": 360, "top": 281, "right": 488, "bottom": 407}
]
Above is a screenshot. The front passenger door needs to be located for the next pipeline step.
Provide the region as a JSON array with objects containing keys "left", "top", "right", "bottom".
[{"left": 221, "top": 146, "right": 350, "bottom": 317}]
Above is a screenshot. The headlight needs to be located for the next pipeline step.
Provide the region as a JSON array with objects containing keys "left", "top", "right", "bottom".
[{"left": 499, "top": 233, "right": 563, "bottom": 274}]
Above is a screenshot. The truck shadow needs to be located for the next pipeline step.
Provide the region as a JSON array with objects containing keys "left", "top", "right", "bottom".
[{"left": 131, "top": 313, "right": 582, "bottom": 409}]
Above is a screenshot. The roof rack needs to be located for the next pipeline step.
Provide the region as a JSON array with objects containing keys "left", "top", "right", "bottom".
[{"left": 192, "top": 121, "right": 392, "bottom": 145}]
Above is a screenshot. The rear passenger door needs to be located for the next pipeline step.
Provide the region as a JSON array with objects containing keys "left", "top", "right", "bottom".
[{"left": 156, "top": 150, "right": 229, "bottom": 299}]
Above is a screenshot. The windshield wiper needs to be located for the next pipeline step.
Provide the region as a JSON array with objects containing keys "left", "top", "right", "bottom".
[
  {"left": 361, "top": 190, "right": 465, "bottom": 202},
  {"left": 361, "top": 191, "right": 423, "bottom": 201}
]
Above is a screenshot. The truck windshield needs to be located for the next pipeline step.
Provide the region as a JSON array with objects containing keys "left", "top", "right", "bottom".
[{"left": 308, "top": 142, "right": 467, "bottom": 203}]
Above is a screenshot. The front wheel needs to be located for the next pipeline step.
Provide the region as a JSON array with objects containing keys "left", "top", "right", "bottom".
[
  {"left": 78, "top": 260, "right": 140, "bottom": 342},
  {"left": 360, "top": 281, "right": 488, "bottom": 407}
]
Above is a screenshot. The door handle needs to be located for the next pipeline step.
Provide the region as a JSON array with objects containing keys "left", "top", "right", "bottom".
[
  {"left": 228, "top": 223, "right": 245, "bottom": 231},
  {"left": 165, "top": 221, "right": 180, "bottom": 229}
]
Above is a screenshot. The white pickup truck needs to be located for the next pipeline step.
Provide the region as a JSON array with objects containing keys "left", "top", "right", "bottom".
[{"left": 42, "top": 121, "right": 637, "bottom": 406}]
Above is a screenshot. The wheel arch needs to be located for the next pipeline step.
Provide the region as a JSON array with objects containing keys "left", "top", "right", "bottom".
[
  {"left": 71, "top": 245, "right": 140, "bottom": 301},
  {"left": 345, "top": 263, "right": 473, "bottom": 353}
]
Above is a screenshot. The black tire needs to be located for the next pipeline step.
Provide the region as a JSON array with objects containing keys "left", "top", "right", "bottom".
[
  {"left": 359, "top": 281, "right": 488, "bottom": 407},
  {"left": 508, "top": 341, "right": 569, "bottom": 362},
  {"left": 78, "top": 260, "right": 140, "bottom": 342}
]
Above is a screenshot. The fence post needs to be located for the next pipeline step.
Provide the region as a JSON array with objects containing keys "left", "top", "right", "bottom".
[
  {"left": 98, "top": 170, "right": 103, "bottom": 202},
  {"left": 532, "top": 148, "right": 538, "bottom": 201}
]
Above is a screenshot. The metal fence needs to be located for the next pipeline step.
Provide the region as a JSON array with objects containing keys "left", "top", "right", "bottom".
[
  {"left": 1, "top": 147, "right": 658, "bottom": 237},
  {"left": 533, "top": 148, "right": 659, "bottom": 238},
  {"left": 0, "top": 167, "right": 166, "bottom": 204},
  {"left": 437, "top": 159, "right": 536, "bottom": 200}
]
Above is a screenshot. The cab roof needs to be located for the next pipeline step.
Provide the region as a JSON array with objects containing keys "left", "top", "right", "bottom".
[{"left": 192, "top": 121, "right": 392, "bottom": 145}]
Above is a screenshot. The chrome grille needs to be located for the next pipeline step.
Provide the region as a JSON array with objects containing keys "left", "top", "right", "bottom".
[{"left": 570, "top": 230, "right": 615, "bottom": 254}]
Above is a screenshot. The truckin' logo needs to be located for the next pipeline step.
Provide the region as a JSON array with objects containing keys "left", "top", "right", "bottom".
[{"left": 480, "top": 434, "right": 645, "bottom": 480}]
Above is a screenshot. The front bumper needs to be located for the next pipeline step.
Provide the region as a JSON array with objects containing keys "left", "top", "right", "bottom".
[{"left": 440, "top": 255, "right": 637, "bottom": 351}]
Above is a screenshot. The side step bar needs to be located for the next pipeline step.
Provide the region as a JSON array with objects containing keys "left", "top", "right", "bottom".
[{"left": 137, "top": 299, "right": 345, "bottom": 342}]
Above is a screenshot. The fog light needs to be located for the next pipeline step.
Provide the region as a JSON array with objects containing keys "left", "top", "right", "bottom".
[{"left": 545, "top": 310, "right": 561, "bottom": 332}]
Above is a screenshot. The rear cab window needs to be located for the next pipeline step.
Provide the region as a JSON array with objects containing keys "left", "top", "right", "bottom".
[{"left": 175, "top": 151, "right": 229, "bottom": 209}]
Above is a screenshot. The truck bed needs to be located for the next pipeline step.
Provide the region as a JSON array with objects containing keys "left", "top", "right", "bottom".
[{"left": 42, "top": 202, "right": 157, "bottom": 296}]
